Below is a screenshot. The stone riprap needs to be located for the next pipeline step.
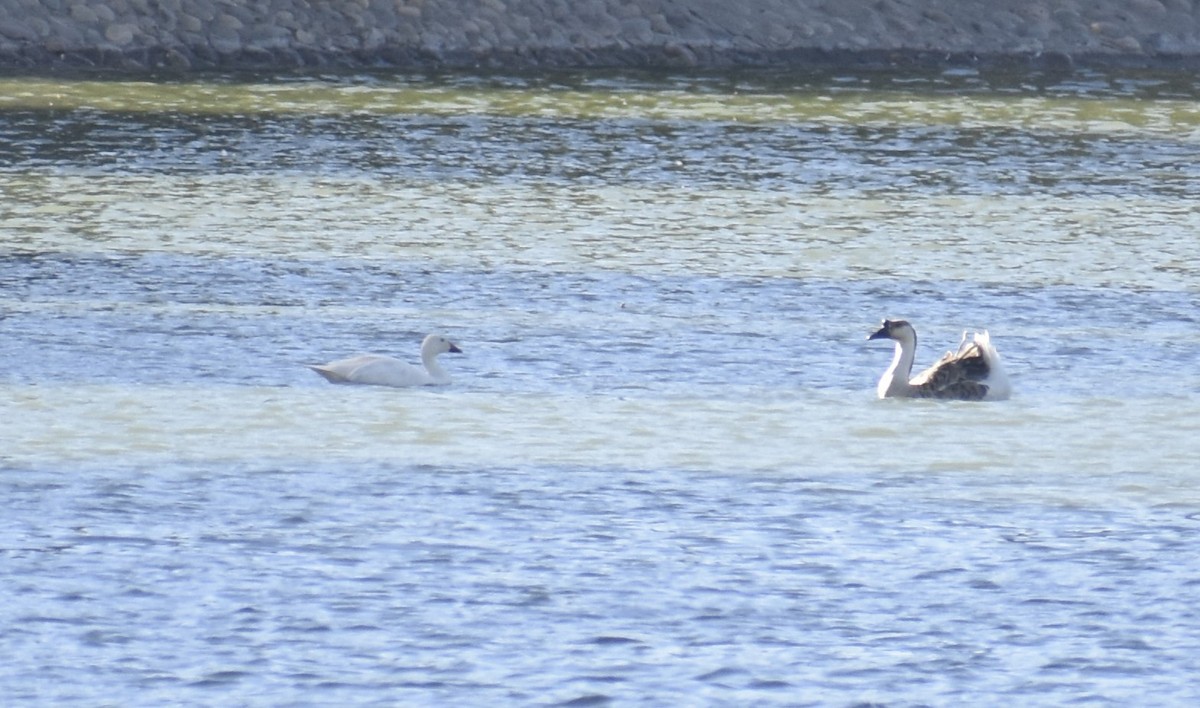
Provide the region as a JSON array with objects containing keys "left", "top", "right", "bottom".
[{"left": 1, "top": 0, "right": 1200, "bottom": 72}]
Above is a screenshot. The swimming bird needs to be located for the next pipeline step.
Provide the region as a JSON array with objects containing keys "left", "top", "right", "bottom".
[
  {"left": 308, "top": 334, "right": 463, "bottom": 387},
  {"left": 868, "top": 319, "right": 1011, "bottom": 401}
]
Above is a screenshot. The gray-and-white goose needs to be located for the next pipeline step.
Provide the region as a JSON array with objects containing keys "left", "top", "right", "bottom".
[{"left": 868, "top": 319, "right": 1011, "bottom": 401}]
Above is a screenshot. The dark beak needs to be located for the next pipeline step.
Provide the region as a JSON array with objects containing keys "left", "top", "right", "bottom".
[
  {"left": 867, "top": 326, "right": 889, "bottom": 341},
  {"left": 448, "top": 343, "right": 463, "bottom": 354}
]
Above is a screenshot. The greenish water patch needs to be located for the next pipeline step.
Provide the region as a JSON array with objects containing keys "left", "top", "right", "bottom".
[{"left": 1, "top": 69, "right": 1199, "bottom": 136}]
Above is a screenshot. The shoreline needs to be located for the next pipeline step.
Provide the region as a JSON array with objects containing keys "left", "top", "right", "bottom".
[{"left": 11, "top": 46, "right": 1200, "bottom": 77}]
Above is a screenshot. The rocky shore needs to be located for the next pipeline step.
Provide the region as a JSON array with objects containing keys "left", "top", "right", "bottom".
[{"left": 2, "top": 0, "right": 1200, "bottom": 73}]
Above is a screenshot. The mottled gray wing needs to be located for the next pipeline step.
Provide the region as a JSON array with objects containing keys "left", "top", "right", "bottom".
[
  {"left": 921, "top": 379, "right": 990, "bottom": 401},
  {"left": 910, "top": 341, "right": 991, "bottom": 400}
]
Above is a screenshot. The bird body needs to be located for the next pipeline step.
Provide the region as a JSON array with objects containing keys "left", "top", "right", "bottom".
[
  {"left": 309, "top": 334, "right": 462, "bottom": 387},
  {"left": 869, "top": 320, "right": 1010, "bottom": 401}
]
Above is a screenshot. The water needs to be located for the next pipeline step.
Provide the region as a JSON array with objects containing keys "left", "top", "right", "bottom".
[{"left": 2, "top": 68, "right": 1200, "bottom": 704}]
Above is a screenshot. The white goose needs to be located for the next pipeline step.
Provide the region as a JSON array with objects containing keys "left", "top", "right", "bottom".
[
  {"left": 308, "top": 334, "right": 463, "bottom": 387},
  {"left": 868, "top": 319, "right": 1011, "bottom": 401}
]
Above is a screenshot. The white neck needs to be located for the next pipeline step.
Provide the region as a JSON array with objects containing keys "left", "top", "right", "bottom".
[
  {"left": 422, "top": 349, "right": 449, "bottom": 383},
  {"left": 878, "top": 336, "right": 916, "bottom": 398}
]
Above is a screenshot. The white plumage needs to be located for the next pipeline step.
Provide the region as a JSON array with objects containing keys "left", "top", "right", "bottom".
[
  {"left": 308, "top": 334, "right": 462, "bottom": 387},
  {"left": 868, "top": 319, "right": 1011, "bottom": 401}
]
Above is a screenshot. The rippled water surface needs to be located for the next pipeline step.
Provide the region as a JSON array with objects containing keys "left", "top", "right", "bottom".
[{"left": 2, "top": 68, "right": 1200, "bottom": 704}]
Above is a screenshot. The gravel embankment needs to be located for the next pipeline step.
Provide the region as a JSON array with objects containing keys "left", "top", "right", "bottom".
[{"left": 2, "top": 0, "right": 1199, "bottom": 72}]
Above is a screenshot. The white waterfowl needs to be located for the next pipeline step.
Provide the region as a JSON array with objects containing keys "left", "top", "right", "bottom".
[
  {"left": 868, "top": 319, "right": 1011, "bottom": 401},
  {"left": 308, "top": 334, "right": 463, "bottom": 387}
]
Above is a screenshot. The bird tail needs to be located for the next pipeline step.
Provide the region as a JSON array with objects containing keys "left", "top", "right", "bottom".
[
  {"left": 972, "top": 331, "right": 1012, "bottom": 400},
  {"left": 307, "top": 365, "right": 350, "bottom": 384}
]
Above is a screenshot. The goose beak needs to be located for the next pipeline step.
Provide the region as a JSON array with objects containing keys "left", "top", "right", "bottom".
[
  {"left": 867, "top": 326, "right": 889, "bottom": 341},
  {"left": 448, "top": 343, "right": 463, "bottom": 354}
]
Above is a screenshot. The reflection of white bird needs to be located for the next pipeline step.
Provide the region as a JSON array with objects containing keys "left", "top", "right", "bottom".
[
  {"left": 308, "top": 334, "right": 463, "bottom": 387},
  {"left": 868, "top": 319, "right": 1011, "bottom": 401}
]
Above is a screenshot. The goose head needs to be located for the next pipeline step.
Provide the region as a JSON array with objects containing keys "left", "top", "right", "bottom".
[
  {"left": 422, "top": 334, "right": 463, "bottom": 356},
  {"left": 868, "top": 319, "right": 916, "bottom": 344}
]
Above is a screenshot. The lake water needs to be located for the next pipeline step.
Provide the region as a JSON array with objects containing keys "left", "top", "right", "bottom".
[{"left": 2, "top": 68, "right": 1199, "bottom": 704}]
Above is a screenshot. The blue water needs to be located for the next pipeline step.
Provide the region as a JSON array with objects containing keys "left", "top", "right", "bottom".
[
  {"left": 6, "top": 461, "right": 1200, "bottom": 705},
  {"left": 2, "top": 69, "right": 1200, "bottom": 705}
]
